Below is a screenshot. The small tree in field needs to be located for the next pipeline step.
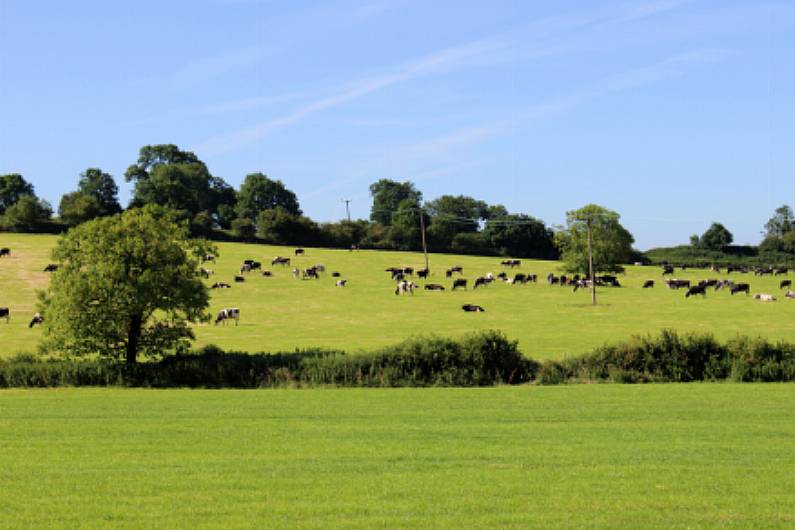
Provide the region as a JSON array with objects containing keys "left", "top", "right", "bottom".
[
  {"left": 40, "top": 206, "right": 214, "bottom": 364},
  {"left": 555, "top": 204, "right": 634, "bottom": 275}
]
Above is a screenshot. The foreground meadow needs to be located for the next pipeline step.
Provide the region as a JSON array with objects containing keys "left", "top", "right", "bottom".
[
  {"left": 1, "top": 384, "right": 793, "bottom": 528},
  {"left": 1, "top": 233, "right": 795, "bottom": 359}
]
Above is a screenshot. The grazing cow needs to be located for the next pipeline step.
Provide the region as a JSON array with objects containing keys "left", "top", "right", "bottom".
[
  {"left": 662, "top": 266, "right": 674, "bottom": 276},
  {"left": 774, "top": 268, "right": 788, "bottom": 276},
  {"left": 485, "top": 272, "right": 494, "bottom": 281},
  {"left": 240, "top": 264, "right": 251, "bottom": 274},
  {"left": 385, "top": 267, "right": 402, "bottom": 274},
  {"left": 234, "top": 275, "right": 245, "bottom": 283},
  {"left": 730, "top": 283, "right": 750, "bottom": 295},
  {"left": 715, "top": 279, "right": 734, "bottom": 291},
  {"left": 512, "top": 273, "right": 527, "bottom": 285},
  {"left": 785, "top": 290, "right": 795, "bottom": 299},
  {"left": 0, "top": 247, "right": 10, "bottom": 257},
  {"left": 292, "top": 267, "right": 300, "bottom": 279},
  {"left": 0, "top": 307, "right": 9, "bottom": 323},
  {"left": 29, "top": 312, "right": 43, "bottom": 328},
  {"left": 417, "top": 268, "right": 429, "bottom": 279},
  {"left": 424, "top": 283, "right": 445, "bottom": 291},
  {"left": 643, "top": 280, "right": 654, "bottom": 288},
  {"left": 526, "top": 274, "right": 538, "bottom": 283},
  {"left": 331, "top": 272, "right": 341, "bottom": 277},
  {"left": 755, "top": 267, "right": 773, "bottom": 276},
  {"left": 295, "top": 248, "right": 305, "bottom": 256},
  {"left": 335, "top": 279, "right": 347, "bottom": 287},
  {"left": 497, "top": 272, "right": 508, "bottom": 281},
  {"left": 43, "top": 264, "right": 58, "bottom": 272},
  {"left": 243, "top": 259, "right": 255, "bottom": 266},
  {"left": 302, "top": 267, "right": 319, "bottom": 279},
  {"left": 202, "top": 254, "right": 215, "bottom": 263},
  {"left": 753, "top": 293, "right": 776, "bottom": 302},
  {"left": 261, "top": 271, "right": 273, "bottom": 277},
  {"left": 393, "top": 273, "right": 406, "bottom": 282},
  {"left": 200, "top": 267, "right": 213, "bottom": 278},
  {"left": 272, "top": 256, "right": 291, "bottom": 266},
  {"left": 685, "top": 285, "right": 707, "bottom": 298},
  {"left": 452, "top": 278, "right": 467, "bottom": 290},
  {"left": 403, "top": 267, "right": 414, "bottom": 276},
  {"left": 461, "top": 304, "right": 485, "bottom": 312},
  {"left": 665, "top": 279, "right": 690, "bottom": 290},
  {"left": 572, "top": 280, "right": 590, "bottom": 292},
  {"left": 211, "top": 282, "right": 231, "bottom": 289},
  {"left": 473, "top": 277, "right": 490, "bottom": 289},
  {"left": 779, "top": 280, "right": 792, "bottom": 290},
  {"left": 215, "top": 308, "right": 240, "bottom": 326},
  {"left": 501, "top": 259, "right": 521, "bottom": 268},
  {"left": 249, "top": 261, "right": 262, "bottom": 271},
  {"left": 395, "top": 281, "right": 417, "bottom": 295}
]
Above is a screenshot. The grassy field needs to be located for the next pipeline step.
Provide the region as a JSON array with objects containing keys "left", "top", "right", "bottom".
[
  {"left": 1, "top": 233, "right": 794, "bottom": 359},
  {"left": 0, "top": 384, "right": 793, "bottom": 529}
]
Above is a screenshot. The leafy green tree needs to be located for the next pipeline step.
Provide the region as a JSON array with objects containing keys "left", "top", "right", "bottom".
[
  {"left": 320, "top": 220, "right": 369, "bottom": 248},
  {"left": 450, "top": 232, "right": 492, "bottom": 255},
  {"left": 231, "top": 217, "right": 256, "bottom": 240},
  {"left": 763, "top": 205, "right": 793, "bottom": 239},
  {"left": 386, "top": 197, "right": 426, "bottom": 250},
  {"left": 77, "top": 168, "right": 122, "bottom": 216},
  {"left": 124, "top": 144, "right": 203, "bottom": 183},
  {"left": 484, "top": 213, "right": 557, "bottom": 259},
  {"left": 58, "top": 192, "right": 102, "bottom": 226},
  {"left": 426, "top": 195, "right": 489, "bottom": 248},
  {"left": 369, "top": 179, "right": 422, "bottom": 226},
  {"left": 209, "top": 176, "right": 237, "bottom": 228},
  {"left": 40, "top": 206, "right": 213, "bottom": 364},
  {"left": 256, "top": 207, "right": 319, "bottom": 244},
  {"left": 2, "top": 195, "right": 53, "bottom": 232},
  {"left": 699, "top": 222, "right": 733, "bottom": 251},
  {"left": 236, "top": 173, "right": 301, "bottom": 220},
  {"left": 555, "top": 204, "right": 634, "bottom": 274},
  {"left": 0, "top": 173, "right": 35, "bottom": 214}
]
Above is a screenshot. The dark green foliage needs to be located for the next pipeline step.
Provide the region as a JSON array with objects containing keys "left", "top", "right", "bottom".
[
  {"left": 0, "top": 331, "right": 533, "bottom": 388},
  {"left": 230, "top": 217, "right": 256, "bottom": 240},
  {"left": 1, "top": 195, "right": 53, "bottom": 232},
  {"left": 369, "top": 179, "right": 422, "bottom": 226},
  {"left": 643, "top": 245, "right": 795, "bottom": 268},
  {"left": 0, "top": 173, "right": 35, "bottom": 214},
  {"left": 698, "top": 222, "right": 733, "bottom": 250},
  {"left": 555, "top": 204, "right": 634, "bottom": 274},
  {"left": 235, "top": 172, "right": 301, "bottom": 220},
  {"left": 483, "top": 214, "right": 558, "bottom": 259},
  {"left": 58, "top": 191, "right": 102, "bottom": 226},
  {"left": 256, "top": 206, "right": 320, "bottom": 245},
  {"left": 537, "top": 330, "right": 795, "bottom": 384},
  {"left": 77, "top": 168, "right": 122, "bottom": 216}
]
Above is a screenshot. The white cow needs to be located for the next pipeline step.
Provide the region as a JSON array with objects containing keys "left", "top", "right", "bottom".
[{"left": 215, "top": 308, "right": 240, "bottom": 326}]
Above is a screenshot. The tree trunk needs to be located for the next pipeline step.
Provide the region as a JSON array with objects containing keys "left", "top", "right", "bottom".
[{"left": 126, "top": 313, "right": 142, "bottom": 365}]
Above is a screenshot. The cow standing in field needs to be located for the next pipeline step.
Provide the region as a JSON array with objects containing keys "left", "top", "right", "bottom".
[
  {"left": 643, "top": 280, "right": 654, "bottom": 288},
  {"left": 215, "top": 308, "right": 240, "bottom": 326},
  {"left": 335, "top": 279, "right": 347, "bottom": 287},
  {"left": 417, "top": 268, "right": 429, "bottom": 279},
  {"left": 395, "top": 281, "right": 417, "bottom": 295},
  {"left": 473, "top": 277, "right": 491, "bottom": 289},
  {"left": 779, "top": 279, "right": 792, "bottom": 290},
  {"left": 0, "top": 308, "right": 9, "bottom": 323},
  {"left": 662, "top": 266, "right": 674, "bottom": 276},
  {"left": 234, "top": 275, "right": 245, "bottom": 283},
  {"left": 0, "top": 248, "right": 10, "bottom": 257},
  {"left": 200, "top": 267, "right": 213, "bottom": 278},
  {"left": 272, "top": 256, "right": 291, "bottom": 266},
  {"left": 785, "top": 290, "right": 795, "bottom": 299},
  {"left": 29, "top": 312, "right": 43, "bottom": 328},
  {"left": 685, "top": 285, "right": 707, "bottom": 298},
  {"left": 452, "top": 278, "right": 467, "bottom": 290},
  {"left": 295, "top": 248, "right": 305, "bottom": 256},
  {"left": 730, "top": 283, "right": 750, "bottom": 295}
]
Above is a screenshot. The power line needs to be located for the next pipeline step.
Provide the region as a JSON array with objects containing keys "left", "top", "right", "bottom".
[{"left": 341, "top": 199, "right": 351, "bottom": 222}]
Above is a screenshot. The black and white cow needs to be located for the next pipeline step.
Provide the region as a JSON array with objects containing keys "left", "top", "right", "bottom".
[
  {"left": 452, "top": 278, "right": 467, "bottom": 290},
  {"left": 215, "top": 308, "right": 240, "bottom": 326},
  {"left": 473, "top": 277, "right": 490, "bottom": 289},
  {"left": 29, "top": 312, "right": 44, "bottom": 328},
  {"left": 0, "top": 247, "right": 10, "bottom": 257},
  {"left": 295, "top": 248, "right": 305, "bottom": 256},
  {"left": 779, "top": 279, "right": 792, "bottom": 290},
  {"left": 200, "top": 267, "right": 213, "bottom": 278},
  {"left": 685, "top": 285, "right": 707, "bottom": 298},
  {"left": 211, "top": 282, "right": 231, "bottom": 289},
  {"left": 395, "top": 281, "right": 417, "bottom": 295},
  {"left": 0, "top": 307, "right": 9, "bottom": 323},
  {"left": 461, "top": 304, "right": 485, "bottom": 312},
  {"left": 335, "top": 279, "right": 347, "bottom": 287},
  {"left": 272, "top": 256, "right": 291, "bottom": 266}
]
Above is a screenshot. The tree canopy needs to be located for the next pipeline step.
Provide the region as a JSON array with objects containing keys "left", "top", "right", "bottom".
[
  {"left": 555, "top": 204, "right": 634, "bottom": 274},
  {"left": 235, "top": 172, "right": 301, "bottom": 221},
  {"left": 40, "top": 206, "right": 214, "bottom": 364},
  {"left": 78, "top": 168, "right": 122, "bottom": 216},
  {"left": 369, "top": 179, "right": 422, "bottom": 226},
  {"left": 699, "top": 222, "right": 733, "bottom": 251},
  {"left": 2, "top": 195, "right": 53, "bottom": 232},
  {"left": 0, "top": 173, "right": 35, "bottom": 214}
]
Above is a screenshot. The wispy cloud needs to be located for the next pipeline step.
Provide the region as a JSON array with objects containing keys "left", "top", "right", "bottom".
[
  {"left": 192, "top": 0, "right": 697, "bottom": 157},
  {"left": 169, "top": 45, "right": 270, "bottom": 87}
]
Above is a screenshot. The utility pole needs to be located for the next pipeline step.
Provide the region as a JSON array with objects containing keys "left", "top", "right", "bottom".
[
  {"left": 419, "top": 205, "right": 429, "bottom": 272},
  {"left": 342, "top": 199, "right": 351, "bottom": 222},
  {"left": 585, "top": 216, "right": 596, "bottom": 306}
]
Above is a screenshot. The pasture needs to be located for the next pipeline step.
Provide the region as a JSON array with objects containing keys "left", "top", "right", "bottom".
[
  {"left": 1, "top": 233, "right": 795, "bottom": 359},
  {"left": 1, "top": 384, "right": 793, "bottom": 528}
]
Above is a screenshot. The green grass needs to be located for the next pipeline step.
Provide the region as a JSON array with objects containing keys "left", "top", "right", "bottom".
[
  {"left": 1, "top": 385, "right": 793, "bottom": 528},
  {"left": 1, "top": 233, "right": 795, "bottom": 359}
]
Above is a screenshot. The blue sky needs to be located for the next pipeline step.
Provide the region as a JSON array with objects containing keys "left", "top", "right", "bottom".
[{"left": 1, "top": 0, "right": 792, "bottom": 249}]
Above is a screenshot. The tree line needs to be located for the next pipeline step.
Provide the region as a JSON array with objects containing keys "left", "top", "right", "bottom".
[{"left": 0, "top": 143, "right": 562, "bottom": 259}]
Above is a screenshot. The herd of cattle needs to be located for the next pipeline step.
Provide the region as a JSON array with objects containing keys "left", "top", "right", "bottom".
[{"left": 1, "top": 245, "right": 793, "bottom": 328}]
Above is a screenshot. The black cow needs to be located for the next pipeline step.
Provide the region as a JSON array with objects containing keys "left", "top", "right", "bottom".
[
  {"left": 211, "top": 282, "right": 231, "bottom": 289},
  {"left": 452, "top": 278, "right": 467, "bottom": 290},
  {"left": 29, "top": 312, "right": 44, "bottom": 328},
  {"left": 261, "top": 271, "right": 273, "bottom": 277},
  {"left": 417, "top": 268, "right": 429, "bottom": 279},
  {"left": 243, "top": 259, "right": 255, "bottom": 266},
  {"left": 234, "top": 275, "right": 245, "bottom": 283},
  {"left": 249, "top": 261, "right": 262, "bottom": 271},
  {"left": 665, "top": 279, "right": 690, "bottom": 290},
  {"left": 685, "top": 285, "right": 707, "bottom": 298},
  {"left": 780, "top": 279, "right": 792, "bottom": 290},
  {"left": 0, "top": 307, "right": 9, "bottom": 323},
  {"left": 473, "top": 277, "right": 490, "bottom": 289},
  {"left": 526, "top": 274, "right": 538, "bottom": 283},
  {"left": 295, "top": 248, "right": 305, "bottom": 256},
  {"left": 331, "top": 272, "right": 341, "bottom": 277},
  {"left": 730, "top": 283, "right": 750, "bottom": 295},
  {"left": 302, "top": 267, "right": 319, "bottom": 279},
  {"left": 424, "top": 283, "right": 445, "bottom": 291},
  {"left": 461, "top": 304, "right": 485, "bottom": 312},
  {"left": 43, "top": 264, "right": 58, "bottom": 272},
  {"left": 662, "top": 266, "right": 674, "bottom": 276},
  {"left": 512, "top": 273, "right": 527, "bottom": 285},
  {"left": 643, "top": 280, "right": 654, "bottom": 288},
  {"left": 272, "top": 256, "right": 291, "bottom": 266},
  {"left": 500, "top": 259, "right": 521, "bottom": 268},
  {"left": 0, "top": 248, "right": 10, "bottom": 257},
  {"left": 775, "top": 268, "right": 789, "bottom": 276},
  {"left": 497, "top": 272, "right": 508, "bottom": 281},
  {"left": 403, "top": 267, "right": 414, "bottom": 276}
]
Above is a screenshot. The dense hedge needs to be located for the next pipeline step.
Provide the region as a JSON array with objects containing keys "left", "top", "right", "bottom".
[
  {"left": 537, "top": 330, "right": 795, "bottom": 384},
  {"left": 643, "top": 245, "right": 795, "bottom": 268},
  {"left": 1, "top": 330, "right": 793, "bottom": 388},
  {"left": 0, "top": 331, "right": 534, "bottom": 388}
]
